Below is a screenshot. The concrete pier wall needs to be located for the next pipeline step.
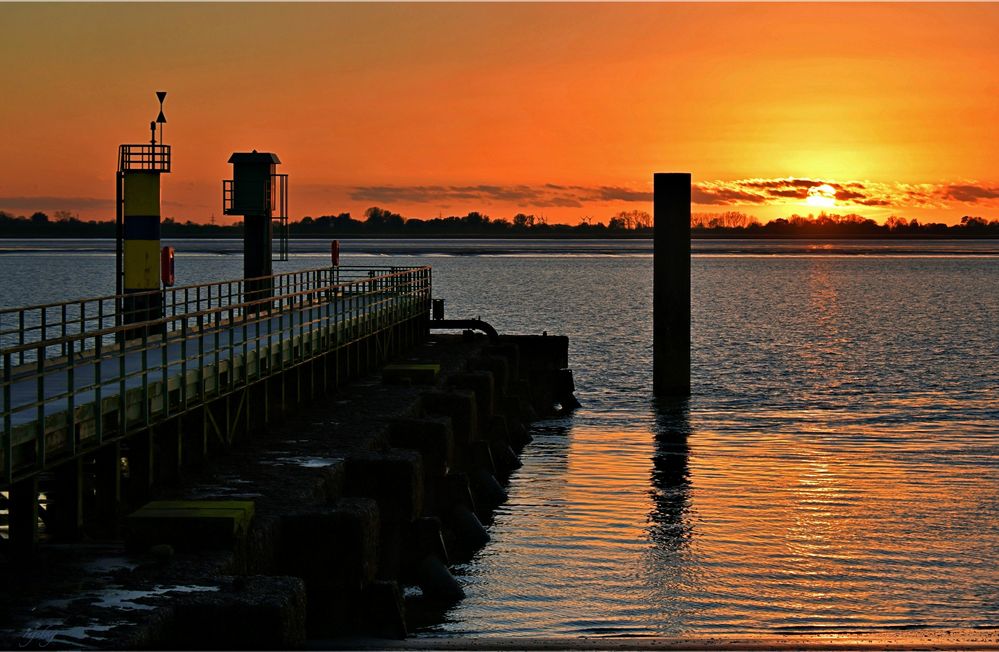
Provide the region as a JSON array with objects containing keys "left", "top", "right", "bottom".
[{"left": 0, "top": 329, "right": 574, "bottom": 649}]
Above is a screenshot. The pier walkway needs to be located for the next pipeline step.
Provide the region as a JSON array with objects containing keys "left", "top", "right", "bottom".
[{"left": 0, "top": 266, "right": 431, "bottom": 491}]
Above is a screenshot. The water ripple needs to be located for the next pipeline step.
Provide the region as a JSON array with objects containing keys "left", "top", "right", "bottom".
[{"left": 416, "top": 252, "right": 999, "bottom": 638}]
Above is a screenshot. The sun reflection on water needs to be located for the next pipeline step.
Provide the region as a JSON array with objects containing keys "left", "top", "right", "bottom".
[{"left": 404, "top": 252, "right": 999, "bottom": 638}]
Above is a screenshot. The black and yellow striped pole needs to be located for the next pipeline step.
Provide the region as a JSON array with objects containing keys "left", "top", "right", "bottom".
[{"left": 116, "top": 92, "right": 171, "bottom": 335}]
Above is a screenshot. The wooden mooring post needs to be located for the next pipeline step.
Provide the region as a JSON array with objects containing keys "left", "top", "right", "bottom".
[{"left": 653, "top": 172, "right": 691, "bottom": 396}]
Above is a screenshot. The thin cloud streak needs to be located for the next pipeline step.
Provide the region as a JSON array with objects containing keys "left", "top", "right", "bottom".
[
  {"left": 0, "top": 196, "right": 203, "bottom": 215},
  {"left": 347, "top": 184, "right": 654, "bottom": 208},
  {"left": 345, "top": 178, "right": 999, "bottom": 211},
  {"left": 0, "top": 196, "right": 114, "bottom": 213},
  {"left": 943, "top": 184, "right": 999, "bottom": 203}
]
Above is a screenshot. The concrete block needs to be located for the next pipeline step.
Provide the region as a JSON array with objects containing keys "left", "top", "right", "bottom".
[
  {"left": 469, "top": 468, "right": 507, "bottom": 514},
  {"left": 359, "top": 580, "right": 407, "bottom": 639},
  {"left": 487, "top": 414, "right": 510, "bottom": 444},
  {"left": 446, "top": 371, "right": 495, "bottom": 423},
  {"left": 445, "top": 503, "right": 490, "bottom": 558},
  {"left": 171, "top": 575, "right": 307, "bottom": 649},
  {"left": 554, "top": 368, "right": 581, "bottom": 410},
  {"left": 345, "top": 450, "right": 424, "bottom": 523},
  {"left": 442, "top": 472, "right": 476, "bottom": 513},
  {"left": 470, "top": 356, "right": 510, "bottom": 397},
  {"left": 471, "top": 440, "right": 497, "bottom": 476},
  {"left": 500, "top": 334, "right": 569, "bottom": 371},
  {"left": 482, "top": 343, "right": 520, "bottom": 382},
  {"left": 421, "top": 390, "right": 478, "bottom": 445},
  {"left": 408, "top": 516, "right": 449, "bottom": 565},
  {"left": 507, "top": 417, "right": 533, "bottom": 450},
  {"left": 242, "top": 512, "right": 283, "bottom": 576},
  {"left": 389, "top": 417, "right": 454, "bottom": 477},
  {"left": 281, "top": 499, "right": 380, "bottom": 592},
  {"left": 490, "top": 440, "right": 521, "bottom": 477},
  {"left": 414, "top": 555, "right": 465, "bottom": 603}
]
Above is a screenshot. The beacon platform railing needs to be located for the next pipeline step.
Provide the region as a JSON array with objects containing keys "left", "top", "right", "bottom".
[
  {"left": 118, "top": 144, "right": 171, "bottom": 173},
  {"left": 0, "top": 266, "right": 431, "bottom": 486}
]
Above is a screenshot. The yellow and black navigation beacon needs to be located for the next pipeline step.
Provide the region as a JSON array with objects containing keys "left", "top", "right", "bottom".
[{"left": 116, "top": 91, "right": 171, "bottom": 335}]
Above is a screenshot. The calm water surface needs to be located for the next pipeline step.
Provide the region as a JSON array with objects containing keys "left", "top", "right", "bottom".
[{"left": 1, "top": 239, "right": 997, "bottom": 636}]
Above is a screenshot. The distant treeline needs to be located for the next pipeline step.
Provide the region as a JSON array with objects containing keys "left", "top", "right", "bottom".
[
  {"left": 690, "top": 211, "right": 999, "bottom": 237},
  {"left": 2, "top": 207, "right": 998, "bottom": 238}
]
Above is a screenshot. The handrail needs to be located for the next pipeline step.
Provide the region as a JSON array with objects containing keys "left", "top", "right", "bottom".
[
  {"left": 118, "top": 143, "right": 171, "bottom": 173},
  {"left": 1, "top": 265, "right": 432, "bottom": 485},
  {"left": 0, "top": 266, "right": 423, "bottom": 368},
  {"left": 1, "top": 268, "right": 426, "bottom": 357},
  {"left": 0, "top": 266, "right": 416, "bottom": 317}
]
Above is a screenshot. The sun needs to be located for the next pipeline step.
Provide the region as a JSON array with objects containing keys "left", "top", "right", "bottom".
[{"left": 805, "top": 184, "right": 837, "bottom": 208}]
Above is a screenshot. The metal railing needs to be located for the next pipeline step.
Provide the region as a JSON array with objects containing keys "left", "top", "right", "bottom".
[
  {"left": 222, "top": 174, "right": 287, "bottom": 218},
  {"left": 1, "top": 266, "right": 431, "bottom": 486},
  {"left": 222, "top": 173, "right": 290, "bottom": 261},
  {"left": 0, "top": 267, "right": 403, "bottom": 367},
  {"left": 274, "top": 174, "right": 289, "bottom": 261},
  {"left": 222, "top": 179, "right": 237, "bottom": 215},
  {"left": 118, "top": 144, "right": 171, "bottom": 173}
]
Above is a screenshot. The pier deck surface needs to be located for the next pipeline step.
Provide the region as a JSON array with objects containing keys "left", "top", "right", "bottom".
[
  {"left": 3, "top": 294, "right": 382, "bottom": 425},
  {"left": 1, "top": 266, "right": 431, "bottom": 485}
]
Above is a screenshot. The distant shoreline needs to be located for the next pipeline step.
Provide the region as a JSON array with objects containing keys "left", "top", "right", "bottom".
[{"left": 1, "top": 233, "right": 998, "bottom": 241}]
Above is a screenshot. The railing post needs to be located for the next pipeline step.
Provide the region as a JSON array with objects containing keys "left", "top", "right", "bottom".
[
  {"left": 180, "top": 318, "right": 189, "bottom": 412},
  {"left": 141, "top": 329, "right": 150, "bottom": 428},
  {"left": 35, "top": 346, "right": 45, "bottom": 471},
  {"left": 67, "top": 344, "right": 76, "bottom": 456},
  {"left": 61, "top": 304, "right": 68, "bottom": 358},
  {"left": 3, "top": 352, "right": 12, "bottom": 483},
  {"left": 197, "top": 313, "right": 205, "bottom": 402},
  {"left": 18, "top": 310, "right": 25, "bottom": 366},
  {"left": 161, "top": 321, "right": 170, "bottom": 419},
  {"left": 94, "top": 333, "right": 104, "bottom": 445},
  {"left": 214, "top": 310, "right": 221, "bottom": 396},
  {"left": 118, "top": 331, "right": 127, "bottom": 434}
]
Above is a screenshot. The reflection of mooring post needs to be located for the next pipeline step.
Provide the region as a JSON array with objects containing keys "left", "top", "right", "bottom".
[{"left": 653, "top": 172, "right": 691, "bottom": 396}]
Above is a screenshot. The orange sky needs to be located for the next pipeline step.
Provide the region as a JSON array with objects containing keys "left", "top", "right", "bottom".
[{"left": 1, "top": 2, "right": 997, "bottom": 226}]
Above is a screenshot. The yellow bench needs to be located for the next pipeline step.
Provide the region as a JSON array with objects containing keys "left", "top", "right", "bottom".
[{"left": 126, "top": 500, "right": 255, "bottom": 551}]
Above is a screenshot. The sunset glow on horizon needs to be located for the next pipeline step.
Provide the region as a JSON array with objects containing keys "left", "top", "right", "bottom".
[{"left": 1, "top": 2, "right": 998, "bottom": 226}]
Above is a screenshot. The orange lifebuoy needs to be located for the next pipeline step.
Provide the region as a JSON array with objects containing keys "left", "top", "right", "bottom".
[{"left": 161, "top": 246, "right": 175, "bottom": 286}]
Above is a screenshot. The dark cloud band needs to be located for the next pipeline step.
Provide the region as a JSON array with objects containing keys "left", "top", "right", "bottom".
[{"left": 346, "top": 177, "right": 999, "bottom": 210}]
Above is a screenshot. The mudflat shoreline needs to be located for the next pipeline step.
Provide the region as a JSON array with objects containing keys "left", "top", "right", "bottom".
[{"left": 324, "top": 630, "right": 999, "bottom": 650}]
